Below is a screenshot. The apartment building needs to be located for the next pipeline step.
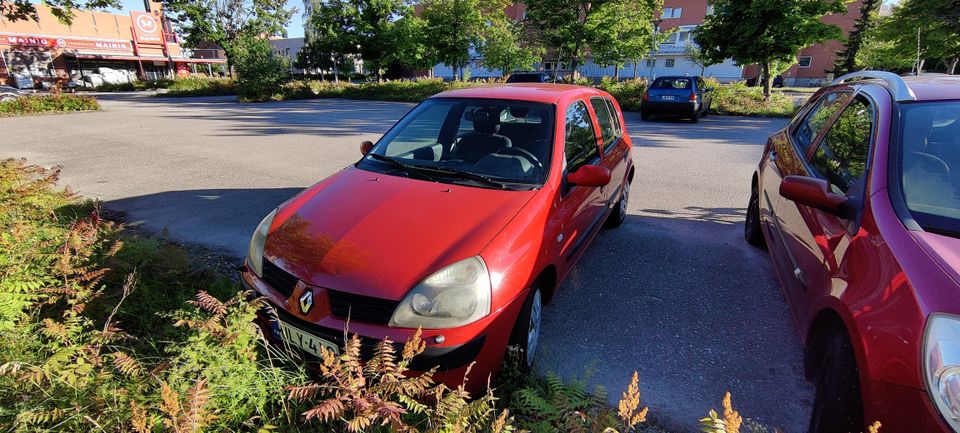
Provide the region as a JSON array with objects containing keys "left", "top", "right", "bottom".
[
  {"left": 0, "top": 0, "right": 226, "bottom": 88},
  {"left": 433, "top": 0, "right": 863, "bottom": 85}
]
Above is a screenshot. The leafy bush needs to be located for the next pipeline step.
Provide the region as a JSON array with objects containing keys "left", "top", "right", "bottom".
[
  {"left": 708, "top": 81, "right": 798, "bottom": 118},
  {"left": 94, "top": 79, "right": 174, "bottom": 92},
  {"left": 598, "top": 77, "right": 648, "bottom": 111},
  {"left": 0, "top": 94, "right": 100, "bottom": 116},
  {"left": 235, "top": 38, "right": 291, "bottom": 102},
  {"left": 165, "top": 77, "right": 237, "bottom": 97}
]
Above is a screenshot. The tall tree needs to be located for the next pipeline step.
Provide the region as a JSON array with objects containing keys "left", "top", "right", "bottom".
[
  {"left": 857, "top": 0, "right": 960, "bottom": 74},
  {"left": 684, "top": 42, "right": 716, "bottom": 76},
  {"left": 350, "top": 0, "right": 413, "bottom": 81},
  {"left": 165, "top": 0, "right": 295, "bottom": 74},
  {"left": 834, "top": 0, "right": 882, "bottom": 75},
  {"left": 300, "top": 0, "right": 358, "bottom": 82},
  {"left": 479, "top": 16, "right": 544, "bottom": 76},
  {"left": 419, "top": 0, "right": 481, "bottom": 80},
  {"left": 586, "top": 0, "right": 659, "bottom": 80},
  {"left": 694, "top": 0, "right": 846, "bottom": 99},
  {"left": 525, "top": 0, "right": 611, "bottom": 80},
  {"left": 1, "top": 0, "right": 118, "bottom": 24}
]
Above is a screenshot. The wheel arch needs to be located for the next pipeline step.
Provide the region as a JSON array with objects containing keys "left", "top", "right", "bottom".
[
  {"left": 804, "top": 306, "right": 863, "bottom": 381},
  {"left": 534, "top": 265, "right": 559, "bottom": 304}
]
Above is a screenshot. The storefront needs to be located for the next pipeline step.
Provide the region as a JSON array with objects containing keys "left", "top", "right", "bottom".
[{"left": 0, "top": 2, "right": 226, "bottom": 88}]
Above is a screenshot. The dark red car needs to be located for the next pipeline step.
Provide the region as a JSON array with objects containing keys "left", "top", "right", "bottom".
[
  {"left": 241, "top": 84, "right": 634, "bottom": 390},
  {"left": 745, "top": 71, "right": 960, "bottom": 433}
]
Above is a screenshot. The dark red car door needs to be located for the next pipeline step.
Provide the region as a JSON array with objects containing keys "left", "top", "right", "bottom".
[
  {"left": 766, "top": 89, "right": 854, "bottom": 315},
  {"left": 776, "top": 93, "right": 877, "bottom": 323}
]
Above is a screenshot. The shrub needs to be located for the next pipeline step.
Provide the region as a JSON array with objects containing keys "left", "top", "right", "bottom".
[
  {"left": 708, "top": 81, "right": 798, "bottom": 118},
  {"left": 94, "top": 79, "right": 174, "bottom": 92},
  {"left": 235, "top": 38, "right": 291, "bottom": 102},
  {"left": 598, "top": 77, "right": 648, "bottom": 111},
  {"left": 164, "top": 76, "right": 237, "bottom": 97},
  {"left": 0, "top": 94, "right": 100, "bottom": 116}
]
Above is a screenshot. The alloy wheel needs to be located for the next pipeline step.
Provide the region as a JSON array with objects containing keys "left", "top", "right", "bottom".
[{"left": 526, "top": 289, "right": 542, "bottom": 368}]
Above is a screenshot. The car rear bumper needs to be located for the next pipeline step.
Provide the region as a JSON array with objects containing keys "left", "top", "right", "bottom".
[{"left": 641, "top": 101, "right": 699, "bottom": 115}]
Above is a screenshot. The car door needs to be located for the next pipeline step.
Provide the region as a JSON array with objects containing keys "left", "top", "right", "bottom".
[
  {"left": 589, "top": 96, "right": 628, "bottom": 205},
  {"left": 777, "top": 93, "right": 876, "bottom": 322},
  {"left": 555, "top": 99, "right": 606, "bottom": 266},
  {"left": 764, "top": 89, "right": 853, "bottom": 310}
]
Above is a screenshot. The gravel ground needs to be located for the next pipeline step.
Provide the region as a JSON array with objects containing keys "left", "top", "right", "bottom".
[{"left": 0, "top": 93, "right": 810, "bottom": 432}]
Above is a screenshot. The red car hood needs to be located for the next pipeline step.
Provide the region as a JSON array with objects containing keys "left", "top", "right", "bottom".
[
  {"left": 912, "top": 231, "right": 960, "bottom": 286},
  {"left": 263, "top": 167, "right": 536, "bottom": 300}
]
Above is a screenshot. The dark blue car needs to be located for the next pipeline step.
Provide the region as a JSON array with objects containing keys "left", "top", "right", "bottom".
[{"left": 640, "top": 76, "right": 714, "bottom": 123}]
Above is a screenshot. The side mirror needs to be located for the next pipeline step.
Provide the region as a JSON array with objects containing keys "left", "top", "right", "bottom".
[
  {"left": 567, "top": 165, "right": 611, "bottom": 187},
  {"left": 780, "top": 175, "right": 853, "bottom": 218},
  {"left": 360, "top": 140, "right": 374, "bottom": 155}
]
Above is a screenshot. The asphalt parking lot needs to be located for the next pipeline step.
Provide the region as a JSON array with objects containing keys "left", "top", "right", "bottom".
[{"left": 0, "top": 93, "right": 808, "bottom": 431}]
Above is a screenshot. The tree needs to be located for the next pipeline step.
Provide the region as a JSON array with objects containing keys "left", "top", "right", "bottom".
[
  {"left": 684, "top": 43, "right": 716, "bottom": 76},
  {"left": 351, "top": 0, "right": 414, "bottom": 81},
  {"left": 234, "top": 36, "right": 289, "bottom": 98},
  {"left": 833, "top": 0, "right": 881, "bottom": 75},
  {"left": 856, "top": 0, "right": 960, "bottom": 74},
  {"left": 585, "top": 0, "right": 659, "bottom": 80},
  {"left": 300, "top": 0, "right": 358, "bottom": 83},
  {"left": 694, "top": 0, "right": 846, "bottom": 99},
  {"left": 479, "top": 16, "right": 544, "bottom": 76},
  {"left": 1, "top": 0, "right": 118, "bottom": 24},
  {"left": 525, "top": 0, "right": 611, "bottom": 80},
  {"left": 165, "top": 0, "right": 294, "bottom": 75}
]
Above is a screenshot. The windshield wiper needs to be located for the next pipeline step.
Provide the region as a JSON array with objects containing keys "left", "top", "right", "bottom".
[
  {"left": 364, "top": 153, "right": 439, "bottom": 182},
  {"left": 408, "top": 165, "right": 509, "bottom": 190}
]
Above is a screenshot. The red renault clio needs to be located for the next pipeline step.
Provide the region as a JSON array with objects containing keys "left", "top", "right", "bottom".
[
  {"left": 746, "top": 71, "right": 960, "bottom": 433},
  {"left": 241, "top": 84, "right": 634, "bottom": 389}
]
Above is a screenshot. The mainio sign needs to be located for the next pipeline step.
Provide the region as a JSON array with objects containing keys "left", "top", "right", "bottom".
[{"left": 4, "top": 34, "right": 134, "bottom": 53}]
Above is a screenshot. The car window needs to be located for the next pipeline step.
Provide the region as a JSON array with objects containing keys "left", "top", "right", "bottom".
[
  {"left": 808, "top": 95, "right": 874, "bottom": 196},
  {"left": 364, "top": 98, "right": 555, "bottom": 186},
  {"left": 651, "top": 78, "right": 692, "bottom": 90},
  {"left": 900, "top": 100, "right": 960, "bottom": 235},
  {"left": 792, "top": 91, "right": 851, "bottom": 155},
  {"left": 565, "top": 100, "right": 599, "bottom": 173},
  {"left": 590, "top": 97, "right": 620, "bottom": 148},
  {"left": 604, "top": 98, "right": 622, "bottom": 137}
]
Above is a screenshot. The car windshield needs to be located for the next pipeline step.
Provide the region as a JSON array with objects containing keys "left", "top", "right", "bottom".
[
  {"left": 651, "top": 78, "right": 692, "bottom": 90},
  {"left": 359, "top": 98, "right": 554, "bottom": 189},
  {"left": 899, "top": 100, "right": 960, "bottom": 236}
]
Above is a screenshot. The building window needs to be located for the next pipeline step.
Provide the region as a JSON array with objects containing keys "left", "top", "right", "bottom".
[
  {"left": 646, "top": 58, "right": 655, "bottom": 67},
  {"left": 798, "top": 56, "right": 813, "bottom": 68},
  {"left": 706, "top": 5, "right": 714, "bottom": 15},
  {"left": 666, "top": 59, "right": 676, "bottom": 68},
  {"left": 664, "top": 32, "right": 678, "bottom": 44},
  {"left": 662, "top": 7, "right": 682, "bottom": 18}
]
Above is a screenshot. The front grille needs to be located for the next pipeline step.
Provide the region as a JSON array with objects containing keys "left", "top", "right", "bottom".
[
  {"left": 261, "top": 259, "right": 298, "bottom": 298},
  {"left": 328, "top": 290, "right": 400, "bottom": 325}
]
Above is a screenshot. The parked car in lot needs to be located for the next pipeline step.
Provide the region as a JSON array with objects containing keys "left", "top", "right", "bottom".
[
  {"left": 745, "top": 71, "right": 960, "bottom": 433},
  {"left": 0, "top": 85, "right": 25, "bottom": 102},
  {"left": 640, "top": 75, "right": 713, "bottom": 123},
  {"left": 506, "top": 71, "right": 555, "bottom": 83},
  {"left": 241, "top": 84, "right": 634, "bottom": 390}
]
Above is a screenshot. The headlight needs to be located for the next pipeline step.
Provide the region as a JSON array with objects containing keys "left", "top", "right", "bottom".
[
  {"left": 924, "top": 314, "right": 960, "bottom": 432},
  {"left": 246, "top": 209, "right": 278, "bottom": 277},
  {"left": 389, "top": 256, "right": 491, "bottom": 329}
]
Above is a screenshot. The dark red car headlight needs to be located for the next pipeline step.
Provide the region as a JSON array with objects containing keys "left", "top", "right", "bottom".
[{"left": 924, "top": 313, "right": 960, "bottom": 432}]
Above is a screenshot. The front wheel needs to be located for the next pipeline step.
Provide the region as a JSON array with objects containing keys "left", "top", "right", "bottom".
[
  {"left": 744, "top": 183, "right": 765, "bottom": 247},
  {"left": 807, "top": 332, "right": 864, "bottom": 433},
  {"left": 690, "top": 110, "right": 699, "bottom": 123},
  {"left": 508, "top": 287, "right": 543, "bottom": 371}
]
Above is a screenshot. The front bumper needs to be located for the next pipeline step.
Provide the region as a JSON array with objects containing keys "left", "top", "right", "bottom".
[
  {"left": 863, "top": 379, "right": 952, "bottom": 433},
  {"left": 641, "top": 101, "right": 699, "bottom": 115},
  {"left": 240, "top": 266, "right": 525, "bottom": 390}
]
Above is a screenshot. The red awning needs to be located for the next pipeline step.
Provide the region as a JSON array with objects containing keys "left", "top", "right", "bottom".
[{"left": 64, "top": 53, "right": 226, "bottom": 64}]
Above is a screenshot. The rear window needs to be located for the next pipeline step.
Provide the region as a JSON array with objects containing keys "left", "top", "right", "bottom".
[{"left": 651, "top": 78, "right": 692, "bottom": 90}]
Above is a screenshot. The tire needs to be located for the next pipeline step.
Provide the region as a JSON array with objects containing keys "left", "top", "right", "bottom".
[
  {"left": 508, "top": 286, "right": 543, "bottom": 371},
  {"left": 690, "top": 111, "right": 699, "bottom": 123},
  {"left": 744, "top": 182, "right": 766, "bottom": 247},
  {"left": 0, "top": 95, "right": 15, "bottom": 103},
  {"left": 640, "top": 110, "right": 650, "bottom": 121},
  {"left": 807, "top": 332, "right": 864, "bottom": 433},
  {"left": 605, "top": 180, "right": 630, "bottom": 229}
]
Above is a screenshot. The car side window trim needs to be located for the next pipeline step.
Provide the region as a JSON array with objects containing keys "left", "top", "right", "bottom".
[{"left": 788, "top": 90, "right": 855, "bottom": 160}]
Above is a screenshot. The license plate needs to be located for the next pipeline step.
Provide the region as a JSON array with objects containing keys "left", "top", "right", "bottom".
[
  {"left": 278, "top": 321, "right": 340, "bottom": 357},
  {"left": 661, "top": 95, "right": 676, "bottom": 101}
]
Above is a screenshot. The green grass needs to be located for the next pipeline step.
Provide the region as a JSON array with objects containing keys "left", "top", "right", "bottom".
[{"left": 0, "top": 94, "right": 100, "bottom": 116}]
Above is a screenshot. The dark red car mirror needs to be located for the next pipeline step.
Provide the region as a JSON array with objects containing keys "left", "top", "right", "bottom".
[{"left": 780, "top": 175, "right": 852, "bottom": 218}]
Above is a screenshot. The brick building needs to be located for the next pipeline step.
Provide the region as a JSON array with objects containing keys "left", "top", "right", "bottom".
[
  {"left": 0, "top": 0, "right": 226, "bottom": 88},
  {"left": 432, "top": 0, "right": 863, "bottom": 85}
]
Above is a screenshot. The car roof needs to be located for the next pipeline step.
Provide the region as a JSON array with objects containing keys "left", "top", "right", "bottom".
[
  {"left": 901, "top": 75, "right": 960, "bottom": 101},
  {"left": 432, "top": 83, "right": 610, "bottom": 104}
]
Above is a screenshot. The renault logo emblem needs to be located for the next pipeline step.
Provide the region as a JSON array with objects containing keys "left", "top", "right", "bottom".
[{"left": 299, "top": 290, "right": 314, "bottom": 314}]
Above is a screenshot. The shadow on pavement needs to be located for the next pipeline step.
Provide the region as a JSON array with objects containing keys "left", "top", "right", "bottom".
[
  {"left": 105, "top": 187, "right": 305, "bottom": 259},
  {"left": 536, "top": 213, "right": 812, "bottom": 433}
]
